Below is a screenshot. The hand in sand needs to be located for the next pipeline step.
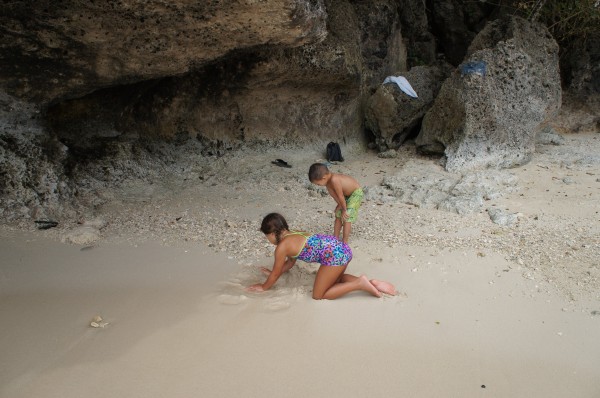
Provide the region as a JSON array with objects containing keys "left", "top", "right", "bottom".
[{"left": 246, "top": 284, "right": 265, "bottom": 292}]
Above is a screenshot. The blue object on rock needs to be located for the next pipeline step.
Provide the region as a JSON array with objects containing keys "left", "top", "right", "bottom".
[{"left": 460, "top": 61, "right": 487, "bottom": 77}]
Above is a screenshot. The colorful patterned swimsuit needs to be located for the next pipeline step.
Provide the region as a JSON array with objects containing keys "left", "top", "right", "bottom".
[{"left": 290, "top": 232, "right": 352, "bottom": 266}]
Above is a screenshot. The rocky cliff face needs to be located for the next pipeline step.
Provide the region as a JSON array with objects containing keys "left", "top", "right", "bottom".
[
  {"left": 0, "top": 0, "right": 597, "bottom": 221},
  {"left": 1, "top": 0, "right": 411, "bottom": 219},
  {"left": 1, "top": 0, "right": 328, "bottom": 104},
  {"left": 3, "top": 0, "right": 410, "bottom": 146}
]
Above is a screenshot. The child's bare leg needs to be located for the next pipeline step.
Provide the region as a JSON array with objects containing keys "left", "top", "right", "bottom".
[
  {"left": 339, "top": 274, "right": 357, "bottom": 283},
  {"left": 333, "top": 217, "right": 342, "bottom": 240},
  {"left": 370, "top": 279, "right": 398, "bottom": 295},
  {"left": 342, "top": 222, "right": 352, "bottom": 243},
  {"left": 313, "top": 266, "right": 381, "bottom": 300},
  {"left": 342, "top": 274, "right": 397, "bottom": 295}
]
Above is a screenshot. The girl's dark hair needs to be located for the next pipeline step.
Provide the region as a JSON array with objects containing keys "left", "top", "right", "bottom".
[{"left": 260, "top": 213, "right": 289, "bottom": 243}]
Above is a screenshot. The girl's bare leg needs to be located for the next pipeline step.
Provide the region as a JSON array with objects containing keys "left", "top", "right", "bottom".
[
  {"left": 312, "top": 265, "right": 381, "bottom": 300},
  {"left": 370, "top": 279, "right": 398, "bottom": 295},
  {"left": 341, "top": 275, "right": 397, "bottom": 295}
]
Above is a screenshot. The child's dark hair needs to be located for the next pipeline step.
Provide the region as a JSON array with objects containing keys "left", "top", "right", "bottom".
[
  {"left": 308, "top": 163, "right": 329, "bottom": 182},
  {"left": 260, "top": 213, "right": 289, "bottom": 243}
]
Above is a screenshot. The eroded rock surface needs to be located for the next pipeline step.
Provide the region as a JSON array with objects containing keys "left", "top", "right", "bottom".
[
  {"left": 0, "top": 0, "right": 327, "bottom": 104},
  {"left": 364, "top": 63, "right": 451, "bottom": 151},
  {"left": 416, "top": 16, "right": 562, "bottom": 172}
]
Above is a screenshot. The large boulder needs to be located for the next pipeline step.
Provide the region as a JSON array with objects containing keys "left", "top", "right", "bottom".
[
  {"left": 364, "top": 63, "right": 451, "bottom": 150},
  {"left": 416, "top": 16, "right": 562, "bottom": 172}
]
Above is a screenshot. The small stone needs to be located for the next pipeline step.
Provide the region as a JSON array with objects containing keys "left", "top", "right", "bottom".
[{"left": 377, "top": 149, "right": 398, "bottom": 159}]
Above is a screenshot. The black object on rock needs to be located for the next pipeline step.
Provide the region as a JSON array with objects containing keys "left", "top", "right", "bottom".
[{"left": 35, "top": 220, "right": 58, "bottom": 230}]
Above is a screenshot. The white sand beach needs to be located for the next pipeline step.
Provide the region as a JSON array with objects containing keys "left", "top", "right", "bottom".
[{"left": 1, "top": 132, "right": 599, "bottom": 398}]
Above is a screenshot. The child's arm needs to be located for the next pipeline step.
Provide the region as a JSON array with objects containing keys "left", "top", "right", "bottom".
[
  {"left": 327, "top": 179, "right": 347, "bottom": 213},
  {"left": 282, "top": 257, "right": 297, "bottom": 273},
  {"left": 260, "top": 257, "right": 296, "bottom": 276},
  {"left": 260, "top": 257, "right": 296, "bottom": 275},
  {"left": 247, "top": 248, "right": 293, "bottom": 292},
  {"left": 327, "top": 179, "right": 350, "bottom": 220}
]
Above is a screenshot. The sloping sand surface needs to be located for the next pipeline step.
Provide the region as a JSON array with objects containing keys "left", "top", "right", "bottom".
[{"left": 1, "top": 132, "right": 599, "bottom": 397}]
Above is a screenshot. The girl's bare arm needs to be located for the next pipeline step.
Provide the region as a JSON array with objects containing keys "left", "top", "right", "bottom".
[
  {"left": 282, "top": 257, "right": 297, "bottom": 272},
  {"left": 261, "top": 246, "right": 289, "bottom": 290},
  {"left": 260, "top": 257, "right": 296, "bottom": 276}
]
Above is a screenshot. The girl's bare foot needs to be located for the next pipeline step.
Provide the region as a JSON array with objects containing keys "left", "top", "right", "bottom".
[
  {"left": 358, "top": 275, "right": 382, "bottom": 298},
  {"left": 260, "top": 267, "right": 272, "bottom": 276},
  {"left": 370, "top": 279, "right": 398, "bottom": 295}
]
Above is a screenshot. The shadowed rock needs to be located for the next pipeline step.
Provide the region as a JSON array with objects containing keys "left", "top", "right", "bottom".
[
  {"left": 0, "top": 0, "right": 327, "bottom": 104},
  {"left": 365, "top": 63, "right": 452, "bottom": 151}
]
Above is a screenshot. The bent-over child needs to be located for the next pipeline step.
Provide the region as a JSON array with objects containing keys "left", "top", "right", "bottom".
[
  {"left": 308, "top": 163, "right": 363, "bottom": 243},
  {"left": 246, "top": 213, "right": 396, "bottom": 300}
]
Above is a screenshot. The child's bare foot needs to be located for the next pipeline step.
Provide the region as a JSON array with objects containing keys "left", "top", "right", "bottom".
[
  {"left": 370, "top": 279, "right": 398, "bottom": 295},
  {"left": 358, "top": 275, "right": 382, "bottom": 298},
  {"left": 260, "top": 267, "right": 272, "bottom": 276}
]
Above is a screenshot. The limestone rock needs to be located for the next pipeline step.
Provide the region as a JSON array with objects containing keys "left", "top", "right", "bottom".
[
  {"left": 416, "top": 16, "right": 562, "bottom": 172},
  {"left": 0, "top": 0, "right": 327, "bottom": 104},
  {"left": 0, "top": 92, "right": 74, "bottom": 221},
  {"left": 487, "top": 207, "right": 518, "bottom": 226},
  {"left": 365, "top": 64, "right": 451, "bottom": 151},
  {"left": 61, "top": 226, "right": 101, "bottom": 246}
]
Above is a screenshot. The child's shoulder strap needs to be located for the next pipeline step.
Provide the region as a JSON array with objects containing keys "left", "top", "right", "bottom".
[
  {"left": 288, "top": 230, "right": 311, "bottom": 238},
  {"left": 287, "top": 231, "right": 311, "bottom": 258}
]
